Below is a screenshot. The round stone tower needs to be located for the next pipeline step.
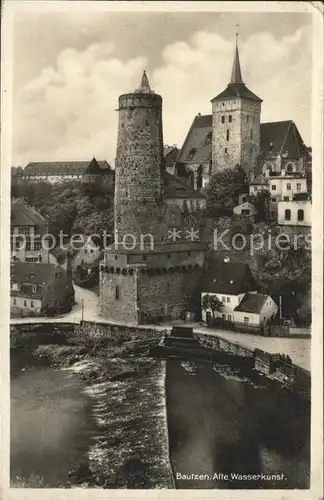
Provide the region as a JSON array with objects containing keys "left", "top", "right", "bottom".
[{"left": 114, "top": 71, "right": 165, "bottom": 242}]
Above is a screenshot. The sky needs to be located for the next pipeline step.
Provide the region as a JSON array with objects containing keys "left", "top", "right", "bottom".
[{"left": 11, "top": 10, "right": 312, "bottom": 167}]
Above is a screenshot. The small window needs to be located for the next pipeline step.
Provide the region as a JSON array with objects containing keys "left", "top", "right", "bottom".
[
  {"left": 271, "top": 185, "right": 276, "bottom": 191},
  {"left": 84, "top": 249, "right": 88, "bottom": 254},
  {"left": 244, "top": 317, "right": 249, "bottom": 324},
  {"left": 297, "top": 183, "right": 301, "bottom": 191},
  {"left": 271, "top": 197, "right": 276, "bottom": 202},
  {"left": 297, "top": 209, "right": 304, "bottom": 221},
  {"left": 24, "top": 300, "right": 27, "bottom": 307},
  {"left": 222, "top": 296, "right": 226, "bottom": 302},
  {"left": 226, "top": 129, "right": 230, "bottom": 141},
  {"left": 226, "top": 297, "right": 230, "bottom": 303},
  {"left": 32, "top": 285, "right": 37, "bottom": 293},
  {"left": 250, "top": 130, "right": 253, "bottom": 140},
  {"left": 227, "top": 314, "right": 231, "bottom": 321},
  {"left": 221, "top": 116, "right": 225, "bottom": 123},
  {"left": 115, "top": 255, "right": 118, "bottom": 260},
  {"left": 30, "top": 301, "right": 34, "bottom": 309},
  {"left": 115, "top": 286, "right": 120, "bottom": 300},
  {"left": 222, "top": 313, "right": 226, "bottom": 320},
  {"left": 188, "top": 251, "right": 191, "bottom": 257},
  {"left": 228, "top": 115, "right": 232, "bottom": 123},
  {"left": 90, "top": 249, "right": 93, "bottom": 254},
  {"left": 250, "top": 148, "right": 252, "bottom": 154},
  {"left": 287, "top": 183, "right": 291, "bottom": 190},
  {"left": 247, "top": 115, "right": 249, "bottom": 122},
  {"left": 242, "top": 209, "right": 250, "bottom": 215},
  {"left": 225, "top": 148, "right": 228, "bottom": 154},
  {"left": 285, "top": 209, "right": 291, "bottom": 221},
  {"left": 283, "top": 196, "right": 289, "bottom": 201},
  {"left": 34, "top": 242, "right": 42, "bottom": 251},
  {"left": 13, "top": 298, "right": 16, "bottom": 305}
]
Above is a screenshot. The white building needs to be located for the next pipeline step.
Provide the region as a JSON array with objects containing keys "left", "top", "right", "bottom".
[
  {"left": 201, "top": 260, "right": 257, "bottom": 324},
  {"left": 278, "top": 197, "right": 311, "bottom": 227},
  {"left": 233, "top": 201, "right": 257, "bottom": 217},
  {"left": 268, "top": 172, "right": 307, "bottom": 202},
  {"left": 234, "top": 293, "right": 278, "bottom": 328}
]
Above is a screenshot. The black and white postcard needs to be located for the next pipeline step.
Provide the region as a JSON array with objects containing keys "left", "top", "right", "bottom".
[{"left": 1, "top": 1, "right": 323, "bottom": 499}]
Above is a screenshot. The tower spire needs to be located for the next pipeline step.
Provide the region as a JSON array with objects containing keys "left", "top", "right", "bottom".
[
  {"left": 135, "top": 70, "right": 152, "bottom": 93},
  {"left": 230, "top": 27, "right": 243, "bottom": 84}
]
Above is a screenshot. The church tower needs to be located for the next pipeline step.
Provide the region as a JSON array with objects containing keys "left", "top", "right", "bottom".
[{"left": 211, "top": 35, "right": 262, "bottom": 176}]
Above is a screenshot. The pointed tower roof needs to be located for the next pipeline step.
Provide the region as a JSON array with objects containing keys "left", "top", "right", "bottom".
[
  {"left": 211, "top": 34, "right": 262, "bottom": 103},
  {"left": 134, "top": 70, "right": 154, "bottom": 94},
  {"left": 85, "top": 157, "right": 103, "bottom": 174},
  {"left": 230, "top": 34, "right": 243, "bottom": 84}
]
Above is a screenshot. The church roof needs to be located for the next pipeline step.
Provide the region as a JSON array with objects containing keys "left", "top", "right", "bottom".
[
  {"left": 163, "top": 172, "right": 206, "bottom": 199},
  {"left": 177, "top": 116, "right": 309, "bottom": 165},
  {"left": 176, "top": 114, "right": 212, "bottom": 164},
  {"left": 259, "top": 120, "right": 309, "bottom": 159}
]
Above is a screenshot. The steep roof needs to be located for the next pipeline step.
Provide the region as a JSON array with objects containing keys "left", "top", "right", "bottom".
[
  {"left": 259, "top": 120, "right": 309, "bottom": 159},
  {"left": 201, "top": 260, "right": 257, "bottom": 295},
  {"left": 211, "top": 82, "right": 262, "bottom": 103},
  {"left": 84, "top": 157, "right": 107, "bottom": 175},
  {"left": 11, "top": 199, "right": 47, "bottom": 228},
  {"left": 176, "top": 114, "right": 212, "bottom": 164},
  {"left": 230, "top": 36, "right": 243, "bottom": 84},
  {"left": 11, "top": 262, "right": 55, "bottom": 285},
  {"left": 177, "top": 117, "right": 309, "bottom": 166},
  {"left": 234, "top": 292, "right": 270, "bottom": 314},
  {"left": 24, "top": 160, "right": 111, "bottom": 176},
  {"left": 163, "top": 172, "right": 206, "bottom": 199}
]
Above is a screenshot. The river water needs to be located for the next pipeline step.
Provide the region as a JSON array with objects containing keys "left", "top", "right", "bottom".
[
  {"left": 10, "top": 350, "right": 310, "bottom": 490},
  {"left": 10, "top": 350, "right": 96, "bottom": 487},
  {"left": 166, "top": 359, "right": 310, "bottom": 489}
]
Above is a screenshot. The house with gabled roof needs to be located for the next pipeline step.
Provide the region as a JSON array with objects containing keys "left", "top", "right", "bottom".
[
  {"left": 11, "top": 198, "right": 50, "bottom": 263},
  {"left": 201, "top": 258, "right": 277, "bottom": 332},
  {"left": 10, "top": 261, "right": 74, "bottom": 317},
  {"left": 201, "top": 258, "right": 257, "bottom": 324}
]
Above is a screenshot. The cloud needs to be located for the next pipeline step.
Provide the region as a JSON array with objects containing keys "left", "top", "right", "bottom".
[{"left": 12, "top": 26, "right": 311, "bottom": 166}]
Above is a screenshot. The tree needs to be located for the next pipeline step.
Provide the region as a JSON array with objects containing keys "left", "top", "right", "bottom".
[
  {"left": 248, "top": 189, "right": 270, "bottom": 222},
  {"left": 202, "top": 293, "right": 223, "bottom": 320},
  {"left": 205, "top": 164, "right": 248, "bottom": 216}
]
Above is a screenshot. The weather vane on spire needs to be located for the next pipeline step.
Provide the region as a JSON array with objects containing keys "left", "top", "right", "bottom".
[{"left": 236, "top": 24, "right": 239, "bottom": 41}]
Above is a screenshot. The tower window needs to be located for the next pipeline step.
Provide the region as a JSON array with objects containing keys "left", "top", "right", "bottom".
[
  {"left": 225, "top": 148, "right": 228, "bottom": 154},
  {"left": 145, "top": 120, "right": 149, "bottom": 126},
  {"left": 221, "top": 116, "right": 225, "bottom": 124},
  {"left": 250, "top": 130, "right": 253, "bottom": 139},
  {"left": 247, "top": 115, "right": 250, "bottom": 122},
  {"left": 115, "top": 286, "right": 120, "bottom": 300},
  {"left": 226, "top": 129, "right": 230, "bottom": 141},
  {"left": 228, "top": 115, "right": 232, "bottom": 123},
  {"left": 250, "top": 148, "right": 252, "bottom": 154}
]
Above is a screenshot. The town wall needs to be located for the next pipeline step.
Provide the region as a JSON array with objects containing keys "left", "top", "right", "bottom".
[{"left": 99, "top": 271, "right": 138, "bottom": 324}]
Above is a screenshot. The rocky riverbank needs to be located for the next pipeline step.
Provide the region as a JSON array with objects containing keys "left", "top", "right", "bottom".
[{"left": 10, "top": 327, "right": 174, "bottom": 489}]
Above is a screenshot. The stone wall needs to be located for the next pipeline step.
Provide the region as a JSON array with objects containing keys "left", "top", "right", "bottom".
[
  {"left": 114, "top": 92, "right": 164, "bottom": 240},
  {"left": 212, "top": 98, "right": 261, "bottom": 175},
  {"left": 99, "top": 271, "right": 138, "bottom": 324},
  {"left": 137, "top": 269, "right": 202, "bottom": 321}
]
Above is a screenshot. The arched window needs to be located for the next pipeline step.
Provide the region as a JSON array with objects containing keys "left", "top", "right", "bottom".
[
  {"left": 226, "top": 129, "right": 230, "bottom": 141},
  {"left": 297, "top": 209, "right": 304, "bottom": 221},
  {"left": 285, "top": 209, "right": 291, "bottom": 221}
]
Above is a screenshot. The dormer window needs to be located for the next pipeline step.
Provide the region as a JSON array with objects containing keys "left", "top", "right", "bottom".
[{"left": 187, "top": 147, "right": 196, "bottom": 160}]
